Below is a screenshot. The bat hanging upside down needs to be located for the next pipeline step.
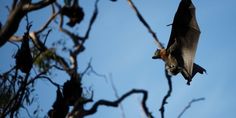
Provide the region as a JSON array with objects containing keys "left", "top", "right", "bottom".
[{"left": 152, "top": 0, "right": 206, "bottom": 85}]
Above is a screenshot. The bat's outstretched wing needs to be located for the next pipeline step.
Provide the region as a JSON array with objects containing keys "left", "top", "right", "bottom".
[{"left": 166, "top": 0, "right": 203, "bottom": 82}]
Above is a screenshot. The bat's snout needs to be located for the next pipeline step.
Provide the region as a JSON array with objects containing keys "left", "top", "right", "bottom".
[
  {"left": 152, "top": 49, "right": 162, "bottom": 59},
  {"left": 152, "top": 55, "right": 160, "bottom": 59}
]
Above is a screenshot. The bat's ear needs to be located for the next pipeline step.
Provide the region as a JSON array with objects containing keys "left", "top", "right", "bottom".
[{"left": 152, "top": 49, "right": 162, "bottom": 59}]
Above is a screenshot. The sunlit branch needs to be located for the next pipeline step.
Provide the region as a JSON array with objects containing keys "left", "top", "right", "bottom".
[
  {"left": 70, "top": 51, "right": 78, "bottom": 72},
  {"left": 23, "top": 0, "right": 56, "bottom": 12}
]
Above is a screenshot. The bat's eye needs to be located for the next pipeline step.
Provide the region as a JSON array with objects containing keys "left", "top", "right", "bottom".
[{"left": 170, "top": 65, "right": 175, "bottom": 68}]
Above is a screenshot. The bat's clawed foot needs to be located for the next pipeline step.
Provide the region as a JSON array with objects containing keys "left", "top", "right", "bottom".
[{"left": 186, "top": 80, "right": 191, "bottom": 85}]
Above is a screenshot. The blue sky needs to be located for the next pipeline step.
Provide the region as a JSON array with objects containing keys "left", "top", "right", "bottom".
[{"left": 1, "top": 0, "right": 236, "bottom": 118}]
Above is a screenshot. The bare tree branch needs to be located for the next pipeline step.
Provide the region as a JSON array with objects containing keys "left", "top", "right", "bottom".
[
  {"left": 159, "top": 71, "right": 172, "bottom": 118},
  {"left": 26, "top": 65, "right": 62, "bottom": 87},
  {"left": 127, "top": 0, "right": 164, "bottom": 49},
  {"left": 177, "top": 98, "right": 205, "bottom": 118},
  {"left": 83, "top": 89, "right": 153, "bottom": 118}
]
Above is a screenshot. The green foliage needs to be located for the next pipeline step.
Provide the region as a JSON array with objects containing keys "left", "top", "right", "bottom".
[
  {"left": 0, "top": 88, "right": 13, "bottom": 109},
  {"left": 0, "top": 79, "right": 14, "bottom": 112},
  {"left": 34, "top": 48, "right": 58, "bottom": 73}
]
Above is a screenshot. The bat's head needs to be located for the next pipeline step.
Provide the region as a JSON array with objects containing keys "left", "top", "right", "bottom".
[
  {"left": 165, "top": 55, "right": 182, "bottom": 75},
  {"left": 152, "top": 49, "right": 182, "bottom": 75},
  {"left": 152, "top": 49, "right": 168, "bottom": 59}
]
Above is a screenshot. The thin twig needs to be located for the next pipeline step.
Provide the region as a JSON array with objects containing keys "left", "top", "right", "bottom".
[
  {"left": 127, "top": 0, "right": 164, "bottom": 49},
  {"left": 88, "top": 66, "right": 107, "bottom": 80},
  {"left": 81, "top": 58, "right": 93, "bottom": 77},
  {"left": 43, "top": 29, "right": 51, "bottom": 45},
  {"left": 177, "top": 98, "right": 205, "bottom": 118},
  {"left": 35, "top": 5, "right": 59, "bottom": 34},
  {"left": 81, "top": 58, "right": 107, "bottom": 80},
  {"left": 109, "top": 73, "right": 126, "bottom": 118},
  {"left": 26, "top": 65, "right": 63, "bottom": 87},
  {"left": 159, "top": 70, "right": 172, "bottom": 118},
  {"left": 38, "top": 76, "right": 61, "bottom": 88}
]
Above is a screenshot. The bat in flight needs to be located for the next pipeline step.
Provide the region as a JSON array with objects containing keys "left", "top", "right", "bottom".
[{"left": 152, "top": 0, "right": 206, "bottom": 85}]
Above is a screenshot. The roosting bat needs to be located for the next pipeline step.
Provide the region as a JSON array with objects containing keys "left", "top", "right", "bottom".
[
  {"left": 61, "top": 0, "right": 84, "bottom": 27},
  {"left": 152, "top": 0, "right": 206, "bottom": 85},
  {"left": 48, "top": 87, "right": 69, "bottom": 118},
  {"left": 15, "top": 34, "right": 33, "bottom": 73}
]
